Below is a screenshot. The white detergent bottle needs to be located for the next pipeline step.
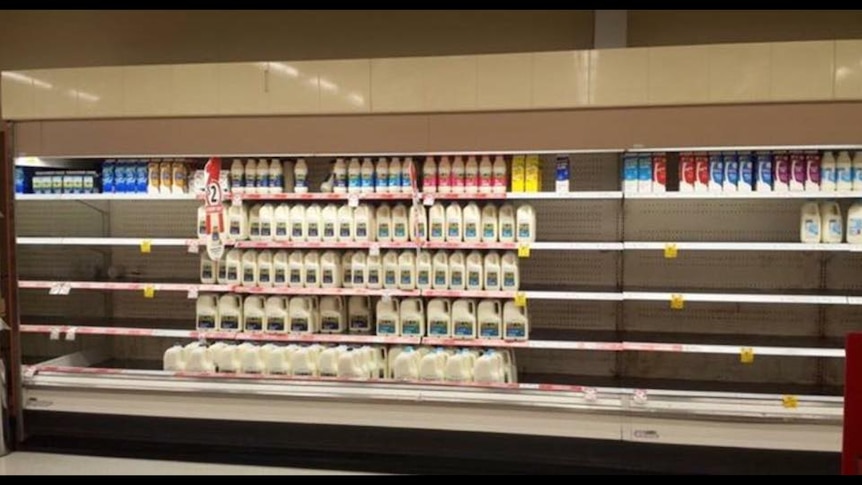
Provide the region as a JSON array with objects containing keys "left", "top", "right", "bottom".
[
  {"left": 821, "top": 152, "right": 837, "bottom": 192},
  {"left": 320, "top": 251, "right": 342, "bottom": 288},
  {"left": 354, "top": 203, "right": 374, "bottom": 242},
  {"left": 422, "top": 156, "right": 437, "bottom": 193},
  {"left": 342, "top": 251, "right": 354, "bottom": 289},
  {"left": 348, "top": 296, "right": 373, "bottom": 335},
  {"left": 224, "top": 248, "right": 242, "bottom": 285},
  {"left": 366, "top": 253, "right": 383, "bottom": 289},
  {"left": 854, "top": 152, "right": 862, "bottom": 191},
  {"left": 265, "top": 296, "right": 288, "bottom": 332},
  {"left": 478, "top": 155, "right": 493, "bottom": 194},
  {"left": 294, "top": 158, "right": 308, "bottom": 194},
  {"left": 320, "top": 296, "right": 347, "bottom": 334},
  {"left": 382, "top": 250, "right": 400, "bottom": 290},
  {"left": 289, "top": 296, "right": 318, "bottom": 334},
  {"left": 419, "top": 349, "right": 449, "bottom": 381},
  {"left": 376, "top": 298, "right": 401, "bottom": 336},
  {"left": 400, "top": 298, "right": 425, "bottom": 337},
  {"left": 288, "top": 250, "right": 305, "bottom": 288},
  {"left": 257, "top": 250, "right": 274, "bottom": 287},
  {"left": 437, "top": 156, "right": 452, "bottom": 194},
  {"left": 492, "top": 155, "right": 507, "bottom": 194},
  {"left": 273, "top": 250, "right": 289, "bottom": 287},
  {"left": 256, "top": 159, "right": 270, "bottom": 193},
  {"left": 501, "top": 251, "right": 520, "bottom": 291},
  {"left": 466, "top": 251, "right": 484, "bottom": 291},
  {"left": 361, "top": 158, "right": 375, "bottom": 194},
  {"left": 197, "top": 206, "right": 208, "bottom": 238},
  {"left": 503, "top": 301, "right": 529, "bottom": 340},
  {"left": 481, "top": 204, "right": 499, "bottom": 242},
  {"left": 227, "top": 204, "right": 249, "bottom": 241},
  {"left": 448, "top": 251, "right": 466, "bottom": 290},
  {"left": 304, "top": 250, "right": 321, "bottom": 288},
  {"left": 248, "top": 204, "right": 262, "bottom": 241},
  {"left": 196, "top": 294, "right": 219, "bottom": 331},
  {"left": 289, "top": 204, "right": 306, "bottom": 242},
  {"left": 241, "top": 250, "right": 259, "bottom": 287},
  {"left": 416, "top": 251, "right": 433, "bottom": 290},
  {"left": 478, "top": 299, "right": 503, "bottom": 339},
  {"left": 838, "top": 151, "right": 854, "bottom": 191},
  {"left": 351, "top": 251, "right": 368, "bottom": 288},
  {"left": 444, "top": 350, "right": 476, "bottom": 382},
  {"left": 498, "top": 204, "right": 516, "bottom": 243},
  {"left": 410, "top": 204, "right": 428, "bottom": 242},
  {"left": 393, "top": 347, "right": 422, "bottom": 380},
  {"left": 200, "top": 254, "right": 217, "bottom": 284},
  {"left": 820, "top": 202, "right": 844, "bottom": 243},
  {"left": 332, "top": 158, "right": 347, "bottom": 194},
  {"left": 218, "top": 294, "right": 243, "bottom": 332},
  {"left": 269, "top": 158, "right": 283, "bottom": 194},
  {"left": 452, "top": 299, "right": 477, "bottom": 339},
  {"left": 451, "top": 156, "right": 466, "bottom": 193},
  {"left": 346, "top": 157, "right": 360, "bottom": 194},
  {"left": 484, "top": 252, "right": 501, "bottom": 291},
  {"left": 516, "top": 204, "right": 536, "bottom": 243},
  {"left": 282, "top": 159, "right": 295, "bottom": 193},
  {"left": 392, "top": 203, "right": 409, "bottom": 242},
  {"left": 242, "top": 295, "right": 267, "bottom": 332},
  {"left": 428, "top": 202, "right": 446, "bottom": 243},
  {"left": 847, "top": 201, "right": 862, "bottom": 243},
  {"left": 432, "top": 250, "right": 450, "bottom": 290},
  {"left": 388, "top": 158, "right": 402, "bottom": 192},
  {"left": 376, "top": 204, "right": 392, "bottom": 242},
  {"left": 337, "top": 205, "right": 354, "bottom": 242},
  {"left": 446, "top": 202, "right": 463, "bottom": 242},
  {"left": 800, "top": 202, "right": 822, "bottom": 244},
  {"left": 244, "top": 159, "right": 258, "bottom": 194},
  {"left": 273, "top": 204, "right": 290, "bottom": 241},
  {"left": 462, "top": 202, "right": 481, "bottom": 243},
  {"left": 465, "top": 155, "right": 479, "bottom": 194},
  {"left": 258, "top": 203, "right": 275, "bottom": 240},
  {"left": 398, "top": 250, "right": 416, "bottom": 290},
  {"left": 427, "top": 298, "right": 452, "bottom": 337},
  {"left": 305, "top": 204, "right": 322, "bottom": 242},
  {"left": 401, "top": 157, "right": 414, "bottom": 193},
  {"left": 230, "top": 159, "right": 244, "bottom": 194},
  {"left": 321, "top": 204, "right": 338, "bottom": 242},
  {"left": 375, "top": 157, "right": 389, "bottom": 193},
  {"left": 163, "top": 345, "right": 186, "bottom": 371},
  {"left": 474, "top": 350, "right": 505, "bottom": 383}
]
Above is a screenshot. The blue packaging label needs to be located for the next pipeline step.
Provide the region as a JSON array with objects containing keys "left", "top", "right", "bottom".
[
  {"left": 428, "top": 320, "right": 448, "bottom": 336},
  {"left": 822, "top": 166, "right": 836, "bottom": 183},
  {"left": 389, "top": 173, "right": 400, "bottom": 188},
  {"left": 221, "top": 316, "right": 239, "bottom": 331},
  {"left": 434, "top": 271, "right": 446, "bottom": 286},
  {"left": 394, "top": 223, "right": 406, "bottom": 238},
  {"left": 290, "top": 269, "right": 302, "bottom": 284},
  {"left": 448, "top": 223, "right": 460, "bottom": 238},
  {"left": 290, "top": 318, "right": 309, "bottom": 333},
  {"left": 349, "top": 317, "right": 370, "bottom": 332},
  {"left": 725, "top": 157, "right": 739, "bottom": 185},
  {"left": 505, "top": 323, "right": 526, "bottom": 339},
  {"left": 431, "top": 223, "right": 443, "bottom": 239},
  {"left": 465, "top": 223, "right": 477, "bottom": 239},
  {"left": 384, "top": 270, "right": 396, "bottom": 286},
  {"left": 486, "top": 272, "right": 498, "bottom": 288},
  {"left": 244, "top": 317, "right": 263, "bottom": 331},
  {"left": 266, "top": 319, "right": 285, "bottom": 332},
  {"left": 324, "top": 223, "right": 335, "bottom": 239},
  {"left": 480, "top": 322, "right": 500, "bottom": 338},
  {"left": 270, "top": 175, "right": 282, "bottom": 188},
  {"left": 227, "top": 267, "right": 238, "bottom": 281},
  {"left": 757, "top": 156, "right": 774, "bottom": 186},
  {"left": 348, "top": 173, "right": 360, "bottom": 188},
  {"left": 839, "top": 166, "right": 853, "bottom": 183},
  {"left": 291, "top": 223, "right": 303, "bottom": 238},
  {"left": 103, "top": 162, "right": 115, "bottom": 193},
  {"left": 356, "top": 223, "right": 367, "bottom": 238},
  {"left": 339, "top": 224, "right": 351, "bottom": 238},
  {"left": 275, "top": 269, "right": 286, "bottom": 284},
  {"left": 231, "top": 173, "right": 243, "bottom": 190},
  {"left": 117, "top": 164, "right": 128, "bottom": 193},
  {"left": 501, "top": 224, "right": 513, "bottom": 239},
  {"left": 418, "top": 271, "right": 429, "bottom": 286},
  {"left": 453, "top": 322, "right": 473, "bottom": 337},
  {"left": 14, "top": 168, "right": 24, "bottom": 194},
  {"left": 361, "top": 173, "right": 373, "bottom": 188},
  {"left": 197, "top": 315, "right": 216, "bottom": 330},
  {"left": 805, "top": 220, "right": 820, "bottom": 238},
  {"left": 368, "top": 269, "right": 379, "bottom": 285},
  {"left": 556, "top": 157, "right": 569, "bottom": 182},
  {"left": 401, "top": 172, "right": 411, "bottom": 188},
  {"left": 623, "top": 155, "right": 638, "bottom": 182},
  {"left": 849, "top": 217, "right": 862, "bottom": 237},
  {"left": 261, "top": 222, "right": 271, "bottom": 238},
  {"left": 259, "top": 269, "right": 270, "bottom": 283},
  {"left": 322, "top": 269, "right": 334, "bottom": 285},
  {"left": 638, "top": 157, "right": 652, "bottom": 181},
  {"left": 378, "top": 319, "right": 396, "bottom": 335},
  {"left": 739, "top": 155, "right": 754, "bottom": 186},
  {"left": 308, "top": 223, "right": 319, "bottom": 238},
  {"left": 400, "top": 272, "right": 412, "bottom": 286},
  {"left": 468, "top": 271, "right": 480, "bottom": 287},
  {"left": 483, "top": 224, "right": 495, "bottom": 239},
  {"left": 374, "top": 173, "right": 388, "bottom": 189},
  {"left": 402, "top": 320, "right": 421, "bottom": 335},
  {"left": 518, "top": 223, "right": 530, "bottom": 239},
  {"left": 136, "top": 163, "right": 148, "bottom": 192},
  {"left": 306, "top": 269, "right": 317, "bottom": 285},
  {"left": 709, "top": 155, "right": 724, "bottom": 185},
  {"left": 378, "top": 224, "right": 390, "bottom": 239},
  {"left": 451, "top": 271, "right": 462, "bottom": 287},
  {"left": 352, "top": 270, "right": 363, "bottom": 285},
  {"left": 295, "top": 174, "right": 307, "bottom": 188}
]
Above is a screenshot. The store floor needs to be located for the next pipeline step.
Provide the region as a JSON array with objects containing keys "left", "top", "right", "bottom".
[{"left": 0, "top": 452, "right": 373, "bottom": 475}]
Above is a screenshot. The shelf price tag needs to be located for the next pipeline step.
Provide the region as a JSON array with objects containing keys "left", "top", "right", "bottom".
[
  {"left": 65, "top": 327, "right": 77, "bottom": 341},
  {"left": 143, "top": 285, "right": 155, "bottom": 299},
  {"left": 49, "top": 282, "right": 71, "bottom": 296},
  {"left": 583, "top": 387, "right": 597, "bottom": 402},
  {"left": 663, "top": 243, "right": 678, "bottom": 259},
  {"left": 187, "top": 287, "right": 199, "bottom": 299},
  {"left": 782, "top": 395, "right": 798, "bottom": 409},
  {"left": 369, "top": 243, "right": 381, "bottom": 257},
  {"left": 740, "top": 347, "right": 754, "bottom": 364},
  {"left": 49, "top": 327, "right": 61, "bottom": 341},
  {"left": 517, "top": 243, "right": 531, "bottom": 258},
  {"left": 231, "top": 193, "right": 243, "bottom": 207},
  {"left": 348, "top": 193, "right": 360, "bottom": 208},
  {"left": 670, "top": 294, "right": 684, "bottom": 310},
  {"left": 514, "top": 292, "right": 527, "bottom": 307},
  {"left": 187, "top": 240, "right": 200, "bottom": 254},
  {"left": 632, "top": 389, "right": 648, "bottom": 405},
  {"left": 423, "top": 194, "right": 435, "bottom": 207},
  {"left": 140, "top": 239, "right": 152, "bottom": 254}
]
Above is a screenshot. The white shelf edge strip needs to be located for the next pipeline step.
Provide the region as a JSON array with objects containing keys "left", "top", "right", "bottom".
[
  {"left": 17, "top": 237, "right": 201, "bottom": 247},
  {"left": 15, "top": 193, "right": 196, "bottom": 201},
  {"left": 625, "top": 190, "right": 862, "bottom": 199},
  {"left": 622, "top": 291, "right": 852, "bottom": 305},
  {"left": 624, "top": 242, "right": 855, "bottom": 252}
]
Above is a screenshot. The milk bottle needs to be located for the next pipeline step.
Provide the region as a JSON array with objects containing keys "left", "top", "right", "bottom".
[
  {"left": 800, "top": 202, "right": 822, "bottom": 244},
  {"left": 477, "top": 299, "right": 502, "bottom": 338},
  {"left": 273, "top": 250, "right": 289, "bottom": 287},
  {"left": 320, "top": 296, "right": 347, "bottom": 334},
  {"left": 348, "top": 296, "right": 373, "bottom": 335},
  {"left": 392, "top": 203, "right": 409, "bottom": 242},
  {"left": 516, "top": 204, "right": 536, "bottom": 243},
  {"left": 416, "top": 251, "right": 432, "bottom": 290},
  {"left": 218, "top": 294, "right": 243, "bottom": 332},
  {"left": 437, "top": 156, "right": 452, "bottom": 194},
  {"left": 321, "top": 204, "right": 338, "bottom": 242},
  {"left": 428, "top": 202, "right": 446, "bottom": 243},
  {"left": 354, "top": 204, "right": 374, "bottom": 242},
  {"left": 241, "top": 250, "right": 259, "bottom": 287},
  {"left": 196, "top": 294, "right": 219, "bottom": 331},
  {"left": 376, "top": 204, "right": 392, "bottom": 242},
  {"left": 257, "top": 250, "right": 274, "bottom": 287},
  {"left": 289, "top": 204, "right": 306, "bottom": 242},
  {"left": 484, "top": 252, "right": 501, "bottom": 291},
  {"left": 304, "top": 250, "right": 321, "bottom": 288},
  {"left": 462, "top": 202, "right": 481, "bottom": 243},
  {"left": 288, "top": 250, "right": 305, "bottom": 288},
  {"left": 446, "top": 202, "right": 463, "bottom": 242},
  {"left": 361, "top": 157, "right": 375, "bottom": 194},
  {"left": 248, "top": 203, "right": 262, "bottom": 241},
  {"left": 466, "top": 251, "right": 484, "bottom": 291},
  {"left": 432, "top": 250, "right": 450, "bottom": 290},
  {"left": 224, "top": 248, "right": 242, "bottom": 285},
  {"left": 481, "top": 204, "right": 498, "bottom": 242},
  {"left": 422, "top": 156, "right": 437, "bottom": 193},
  {"left": 498, "top": 204, "right": 516, "bottom": 243},
  {"left": 398, "top": 251, "right": 416, "bottom": 290},
  {"left": 351, "top": 251, "right": 367, "bottom": 288},
  {"left": 452, "top": 299, "right": 477, "bottom": 339},
  {"left": 337, "top": 205, "right": 354, "bottom": 242},
  {"left": 273, "top": 204, "right": 290, "bottom": 241},
  {"left": 289, "top": 296, "right": 318, "bottom": 334},
  {"left": 820, "top": 202, "right": 843, "bottom": 243},
  {"left": 375, "top": 157, "right": 389, "bottom": 193},
  {"left": 305, "top": 204, "right": 322, "bottom": 242},
  {"left": 500, "top": 251, "right": 519, "bottom": 291},
  {"left": 264, "top": 296, "right": 288, "bottom": 332},
  {"left": 465, "top": 155, "right": 480, "bottom": 194},
  {"left": 409, "top": 203, "right": 428, "bottom": 242},
  {"left": 376, "top": 298, "right": 401, "bottom": 336},
  {"left": 400, "top": 298, "right": 425, "bottom": 337},
  {"left": 838, "top": 151, "right": 854, "bottom": 191},
  {"left": 448, "top": 251, "right": 466, "bottom": 290},
  {"left": 503, "top": 301, "right": 529, "bottom": 340},
  {"left": 342, "top": 251, "right": 354, "bottom": 289},
  {"left": 200, "top": 254, "right": 217, "bottom": 284},
  {"left": 242, "top": 295, "right": 266, "bottom": 331},
  {"left": 320, "top": 251, "right": 342, "bottom": 288},
  {"left": 366, "top": 253, "right": 383, "bottom": 289},
  {"left": 821, "top": 151, "right": 837, "bottom": 192},
  {"left": 427, "top": 298, "right": 452, "bottom": 337},
  {"left": 382, "top": 250, "right": 399, "bottom": 290},
  {"left": 228, "top": 204, "right": 249, "bottom": 241},
  {"left": 451, "top": 156, "right": 465, "bottom": 193}
]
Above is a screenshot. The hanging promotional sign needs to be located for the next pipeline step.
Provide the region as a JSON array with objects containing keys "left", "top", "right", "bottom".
[{"left": 203, "top": 157, "right": 225, "bottom": 261}]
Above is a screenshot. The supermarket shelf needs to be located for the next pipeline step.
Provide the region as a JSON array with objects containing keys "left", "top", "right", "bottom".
[
  {"left": 524, "top": 290, "right": 624, "bottom": 301},
  {"left": 624, "top": 242, "right": 858, "bottom": 252},
  {"left": 623, "top": 291, "right": 852, "bottom": 305},
  {"left": 17, "top": 237, "right": 203, "bottom": 247},
  {"left": 421, "top": 289, "right": 516, "bottom": 299},
  {"left": 506, "top": 191, "right": 622, "bottom": 200},
  {"left": 422, "top": 193, "right": 505, "bottom": 200},
  {"left": 16, "top": 193, "right": 196, "bottom": 201},
  {"left": 625, "top": 190, "right": 862, "bottom": 199},
  {"left": 233, "top": 240, "right": 417, "bottom": 250},
  {"left": 233, "top": 286, "right": 421, "bottom": 297},
  {"left": 238, "top": 192, "right": 414, "bottom": 201},
  {"left": 18, "top": 281, "right": 232, "bottom": 293}
]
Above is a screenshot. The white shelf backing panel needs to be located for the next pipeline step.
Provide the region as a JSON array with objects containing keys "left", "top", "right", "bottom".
[
  {"left": 625, "top": 190, "right": 862, "bottom": 199},
  {"left": 521, "top": 250, "right": 619, "bottom": 289}
]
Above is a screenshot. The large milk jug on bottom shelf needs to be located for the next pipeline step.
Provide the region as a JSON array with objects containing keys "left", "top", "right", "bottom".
[
  {"left": 393, "top": 347, "right": 422, "bottom": 380},
  {"left": 466, "top": 251, "right": 484, "bottom": 291},
  {"left": 477, "top": 299, "right": 502, "bottom": 339},
  {"left": 448, "top": 251, "right": 466, "bottom": 290},
  {"left": 800, "top": 202, "right": 822, "bottom": 243},
  {"left": 382, "top": 251, "right": 399, "bottom": 290},
  {"left": 218, "top": 294, "right": 243, "bottom": 331},
  {"left": 241, "top": 250, "right": 258, "bottom": 287},
  {"left": 820, "top": 202, "right": 843, "bottom": 243},
  {"left": 428, "top": 203, "right": 446, "bottom": 243},
  {"left": 474, "top": 350, "right": 505, "bottom": 384},
  {"left": 304, "top": 251, "right": 321, "bottom": 288},
  {"left": 348, "top": 296, "right": 373, "bottom": 335},
  {"left": 227, "top": 204, "right": 249, "bottom": 240},
  {"left": 446, "top": 203, "right": 463, "bottom": 242},
  {"left": 320, "top": 251, "right": 342, "bottom": 288},
  {"left": 503, "top": 301, "right": 529, "bottom": 340},
  {"left": 848, "top": 202, "right": 862, "bottom": 243},
  {"left": 462, "top": 202, "right": 481, "bottom": 243},
  {"left": 484, "top": 252, "right": 501, "bottom": 291},
  {"left": 291, "top": 345, "right": 323, "bottom": 376},
  {"left": 498, "top": 204, "right": 516, "bottom": 243},
  {"left": 444, "top": 350, "right": 476, "bottom": 382},
  {"left": 427, "top": 299, "right": 452, "bottom": 337},
  {"left": 265, "top": 296, "right": 288, "bottom": 332},
  {"left": 186, "top": 345, "right": 214, "bottom": 372},
  {"left": 337, "top": 348, "right": 368, "bottom": 378},
  {"left": 501, "top": 251, "right": 519, "bottom": 291},
  {"left": 248, "top": 204, "right": 262, "bottom": 240},
  {"left": 196, "top": 294, "right": 219, "bottom": 331},
  {"left": 242, "top": 295, "right": 266, "bottom": 331},
  {"left": 214, "top": 344, "right": 241, "bottom": 372},
  {"left": 273, "top": 250, "right": 289, "bottom": 287},
  {"left": 259, "top": 203, "right": 275, "bottom": 240},
  {"left": 398, "top": 251, "right": 416, "bottom": 290},
  {"left": 516, "top": 204, "right": 536, "bottom": 243},
  {"left": 410, "top": 204, "right": 427, "bottom": 242},
  {"left": 320, "top": 296, "right": 346, "bottom": 334},
  {"left": 392, "top": 204, "right": 409, "bottom": 242},
  {"left": 163, "top": 345, "right": 185, "bottom": 371},
  {"left": 351, "top": 251, "right": 367, "bottom": 288},
  {"left": 224, "top": 249, "right": 242, "bottom": 285},
  {"left": 354, "top": 204, "right": 374, "bottom": 242},
  {"left": 452, "top": 299, "right": 477, "bottom": 339},
  {"left": 290, "top": 205, "right": 306, "bottom": 242},
  {"left": 432, "top": 251, "right": 450, "bottom": 290},
  {"left": 288, "top": 296, "right": 318, "bottom": 334},
  {"left": 400, "top": 298, "right": 425, "bottom": 337},
  {"left": 264, "top": 344, "right": 297, "bottom": 374},
  {"left": 319, "top": 345, "right": 349, "bottom": 377},
  {"left": 274, "top": 204, "right": 290, "bottom": 241},
  {"left": 376, "top": 298, "right": 401, "bottom": 336},
  {"left": 416, "top": 251, "right": 432, "bottom": 290},
  {"left": 420, "top": 349, "right": 449, "bottom": 381},
  {"left": 366, "top": 254, "right": 382, "bottom": 289},
  {"left": 305, "top": 204, "right": 322, "bottom": 242},
  {"left": 481, "top": 204, "right": 498, "bottom": 242},
  {"left": 321, "top": 204, "right": 338, "bottom": 241},
  {"left": 337, "top": 205, "right": 354, "bottom": 242},
  {"left": 288, "top": 251, "right": 305, "bottom": 288},
  {"left": 257, "top": 250, "right": 274, "bottom": 287},
  {"left": 238, "top": 343, "right": 266, "bottom": 373},
  {"left": 200, "top": 254, "right": 217, "bottom": 284},
  {"left": 376, "top": 204, "right": 392, "bottom": 242}
]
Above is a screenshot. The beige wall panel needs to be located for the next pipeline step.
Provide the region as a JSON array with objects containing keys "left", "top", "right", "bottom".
[
  {"left": 315, "top": 59, "right": 370, "bottom": 114},
  {"left": 528, "top": 109, "right": 634, "bottom": 150},
  {"left": 76, "top": 67, "right": 125, "bottom": 118},
  {"left": 370, "top": 57, "right": 426, "bottom": 113},
  {"left": 170, "top": 64, "right": 219, "bottom": 117},
  {"left": 30, "top": 68, "right": 79, "bottom": 119},
  {"left": 309, "top": 114, "right": 430, "bottom": 154},
  {"left": 217, "top": 62, "right": 267, "bottom": 115},
  {"left": 122, "top": 65, "right": 173, "bottom": 117},
  {"left": 531, "top": 51, "right": 590, "bottom": 109},
  {"left": 588, "top": 48, "right": 649, "bottom": 107},
  {"left": 0, "top": 72, "right": 35, "bottom": 120},
  {"left": 834, "top": 40, "right": 862, "bottom": 100},
  {"left": 648, "top": 45, "right": 710, "bottom": 105},
  {"left": 11, "top": 121, "right": 41, "bottom": 155},
  {"left": 476, "top": 53, "right": 532, "bottom": 111},
  {"left": 424, "top": 56, "right": 477, "bottom": 112},
  {"left": 708, "top": 43, "right": 771, "bottom": 103},
  {"left": 39, "top": 119, "right": 179, "bottom": 157},
  {"left": 264, "top": 61, "right": 320, "bottom": 115},
  {"left": 770, "top": 41, "right": 835, "bottom": 102}
]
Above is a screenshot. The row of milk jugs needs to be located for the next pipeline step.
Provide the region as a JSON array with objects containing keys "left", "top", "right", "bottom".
[
  {"left": 197, "top": 202, "right": 537, "bottom": 244},
  {"left": 196, "top": 295, "right": 529, "bottom": 339},
  {"left": 163, "top": 341, "right": 516, "bottom": 384},
  {"left": 202, "top": 249, "right": 520, "bottom": 292}
]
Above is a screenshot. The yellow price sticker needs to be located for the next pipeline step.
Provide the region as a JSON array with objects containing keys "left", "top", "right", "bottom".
[
  {"left": 782, "top": 395, "right": 798, "bottom": 409},
  {"left": 143, "top": 285, "right": 155, "bottom": 298},
  {"left": 740, "top": 347, "right": 754, "bottom": 364},
  {"left": 518, "top": 243, "right": 531, "bottom": 258},
  {"left": 670, "top": 294, "right": 684, "bottom": 310},
  {"left": 664, "top": 243, "right": 678, "bottom": 259},
  {"left": 140, "top": 239, "right": 152, "bottom": 254},
  {"left": 514, "top": 292, "right": 527, "bottom": 307}
]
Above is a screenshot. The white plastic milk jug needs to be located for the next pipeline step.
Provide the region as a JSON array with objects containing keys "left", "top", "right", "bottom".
[
  {"left": 400, "top": 298, "right": 425, "bottom": 337},
  {"left": 432, "top": 251, "right": 450, "bottom": 290},
  {"left": 420, "top": 349, "right": 449, "bottom": 381},
  {"left": 481, "top": 204, "right": 498, "bottom": 242},
  {"left": 444, "top": 350, "right": 475, "bottom": 382},
  {"left": 257, "top": 250, "right": 273, "bottom": 287},
  {"left": 274, "top": 204, "right": 290, "bottom": 241},
  {"left": 392, "top": 203, "right": 409, "bottom": 242},
  {"left": 227, "top": 204, "right": 249, "bottom": 240},
  {"left": 462, "top": 202, "right": 481, "bottom": 243},
  {"left": 289, "top": 204, "right": 306, "bottom": 242},
  {"left": 446, "top": 203, "right": 463, "bottom": 242},
  {"left": 320, "top": 251, "right": 342, "bottom": 288},
  {"left": 474, "top": 350, "right": 505, "bottom": 383},
  {"left": 248, "top": 204, "right": 262, "bottom": 240},
  {"left": 393, "top": 347, "right": 421, "bottom": 380},
  {"left": 448, "top": 251, "right": 466, "bottom": 290},
  {"left": 322, "top": 204, "right": 338, "bottom": 242},
  {"left": 376, "top": 204, "right": 392, "bottom": 242},
  {"left": 501, "top": 251, "right": 519, "bottom": 291},
  {"left": 342, "top": 251, "right": 354, "bottom": 289},
  {"left": 820, "top": 202, "right": 843, "bottom": 243},
  {"left": 163, "top": 345, "right": 186, "bottom": 371},
  {"left": 241, "top": 250, "right": 258, "bottom": 287},
  {"left": 516, "top": 204, "right": 536, "bottom": 243},
  {"left": 304, "top": 250, "right": 321, "bottom": 288},
  {"left": 242, "top": 295, "right": 266, "bottom": 332},
  {"left": 484, "top": 252, "right": 501, "bottom": 291},
  {"left": 273, "top": 250, "right": 289, "bottom": 287},
  {"left": 337, "top": 205, "right": 354, "bottom": 242},
  {"left": 398, "top": 251, "right": 416, "bottom": 290},
  {"left": 288, "top": 250, "right": 305, "bottom": 288},
  {"left": 410, "top": 204, "right": 428, "bottom": 242},
  {"left": 289, "top": 296, "right": 318, "bottom": 334},
  {"left": 503, "top": 301, "right": 529, "bottom": 340},
  {"left": 498, "top": 204, "right": 516, "bottom": 243},
  {"left": 366, "top": 253, "right": 382, "bottom": 289},
  {"left": 847, "top": 201, "right": 862, "bottom": 243},
  {"left": 259, "top": 203, "right": 275, "bottom": 240},
  {"left": 291, "top": 344, "right": 322, "bottom": 376},
  {"left": 354, "top": 204, "right": 374, "bottom": 242},
  {"left": 382, "top": 250, "right": 399, "bottom": 290},
  {"left": 422, "top": 156, "right": 437, "bottom": 193},
  {"left": 196, "top": 294, "right": 219, "bottom": 331},
  {"left": 428, "top": 202, "right": 446, "bottom": 243},
  {"left": 477, "top": 299, "right": 502, "bottom": 339},
  {"left": 348, "top": 296, "right": 373, "bottom": 335},
  {"left": 200, "top": 254, "right": 217, "bottom": 284},
  {"left": 376, "top": 298, "right": 401, "bottom": 336},
  {"left": 319, "top": 296, "right": 346, "bottom": 334},
  {"left": 800, "top": 202, "right": 822, "bottom": 243},
  {"left": 224, "top": 248, "right": 242, "bottom": 285},
  {"left": 416, "top": 251, "right": 432, "bottom": 290},
  {"left": 351, "top": 251, "right": 367, "bottom": 288},
  {"left": 264, "top": 296, "right": 288, "bottom": 332},
  {"left": 427, "top": 298, "right": 452, "bottom": 337},
  {"left": 218, "top": 294, "right": 243, "bottom": 331},
  {"left": 466, "top": 251, "right": 484, "bottom": 291},
  {"left": 437, "top": 156, "right": 452, "bottom": 194},
  {"left": 452, "top": 299, "right": 477, "bottom": 339}
]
